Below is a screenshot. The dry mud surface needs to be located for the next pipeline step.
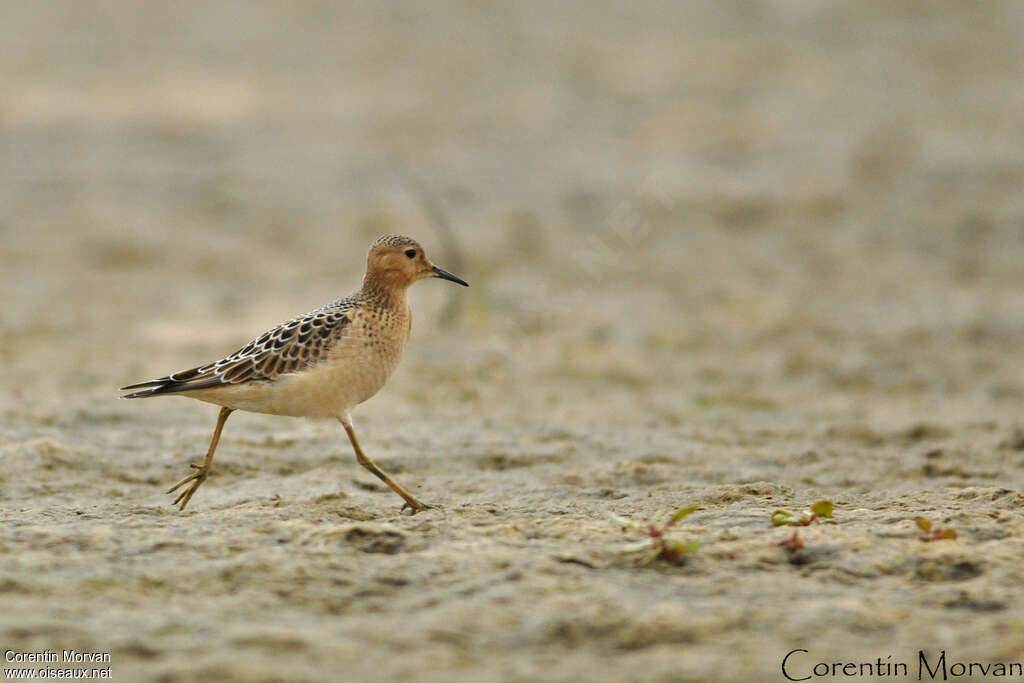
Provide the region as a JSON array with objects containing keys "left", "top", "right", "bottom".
[{"left": 3, "top": 2, "right": 1024, "bottom": 681}]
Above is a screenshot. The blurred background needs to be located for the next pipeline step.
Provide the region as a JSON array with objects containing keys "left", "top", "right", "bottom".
[
  {"left": 3, "top": 0, "right": 1024, "bottom": 423},
  {"left": 3, "top": 1, "right": 1024, "bottom": 681}
]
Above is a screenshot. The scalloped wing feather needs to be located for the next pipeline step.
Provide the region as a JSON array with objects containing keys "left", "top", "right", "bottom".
[{"left": 121, "top": 299, "right": 356, "bottom": 398}]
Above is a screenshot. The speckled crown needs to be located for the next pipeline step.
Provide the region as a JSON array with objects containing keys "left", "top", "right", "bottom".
[{"left": 372, "top": 234, "right": 419, "bottom": 248}]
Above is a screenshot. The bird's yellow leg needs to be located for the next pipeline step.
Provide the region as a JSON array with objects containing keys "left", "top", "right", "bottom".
[
  {"left": 338, "top": 416, "right": 435, "bottom": 514},
  {"left": 168, "top": 406, "right": 233, "bottom": 511}
]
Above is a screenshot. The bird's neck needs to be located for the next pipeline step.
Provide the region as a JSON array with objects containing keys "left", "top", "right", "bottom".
[{"left": 360, "top": 272, "right": 409, "bottom": 309}]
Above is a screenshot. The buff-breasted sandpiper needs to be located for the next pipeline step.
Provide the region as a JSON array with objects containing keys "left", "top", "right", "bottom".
[{"left": 121, "top": 235, "right": 468, "bottom": 513}]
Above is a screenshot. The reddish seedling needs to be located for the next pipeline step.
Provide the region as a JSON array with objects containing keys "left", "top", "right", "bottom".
[
  {"left": 916, "top": 517, "right": 957, "bottom": 542},
  {"left": 771, "top": 500, "right": 835, "bottom": 527},
  {"left": 609, "top": 505, "right": 701, "bottom": 565},
  {"left": 778, "top": 530, "right": 804, "bottom": 550}
]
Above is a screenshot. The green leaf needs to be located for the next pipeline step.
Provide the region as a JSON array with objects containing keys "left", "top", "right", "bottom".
[
  {"left": 666, "top": 505, "right": 700, "bottom": 527},
  {"left": 684, "top": 541, "right": 701, "bottom": 553},
  {"left": 915, "top": 517, "right": 931, "bottom": 532},
  {"left": 810, "top": 500, "right": 834, "bottom": 518},
  {"left": 772, "top": 510, "right": 795, "bottom": 526},
  {"left": 639, "top": 548, "right": 662, "bottom": 566},
  {"left": 939, "top": 528, "right": 957, "bottom": 540}
]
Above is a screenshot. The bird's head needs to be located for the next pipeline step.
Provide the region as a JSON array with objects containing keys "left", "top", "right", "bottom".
[{"left": 364, "top": 235, "right": 468, "bottom": 291}]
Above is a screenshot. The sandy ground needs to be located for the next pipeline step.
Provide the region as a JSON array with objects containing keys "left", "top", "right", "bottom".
[{"left": 3, "top": 1, "right": 1024, "bottom": 681}]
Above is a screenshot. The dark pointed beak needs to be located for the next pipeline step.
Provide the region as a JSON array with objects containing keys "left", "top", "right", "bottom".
[{"left": 432, "top": 265, "right": 469, "bottom": 287}]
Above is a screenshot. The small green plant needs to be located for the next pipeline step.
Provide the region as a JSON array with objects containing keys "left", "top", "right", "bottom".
[
  {"left": 609, "top": 505, "right": 701, "bottom": 565},
  {"left": 771, "top": 500, "right": 835, "bottom": 527},
  {"left": 916, "top": 517, "right": 957, "bottom": 542}
]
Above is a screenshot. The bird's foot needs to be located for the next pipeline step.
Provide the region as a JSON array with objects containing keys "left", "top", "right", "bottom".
[
  {"left": 400, "top": 498, "right": 440, "bottom": 516},
  {"left": 167, "top": 462, "right": 209, "bottom": 511}
]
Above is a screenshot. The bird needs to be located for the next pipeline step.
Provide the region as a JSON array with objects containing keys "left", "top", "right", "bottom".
[{"left": 120, "top": 234, "right": 468, "bottom": 513}]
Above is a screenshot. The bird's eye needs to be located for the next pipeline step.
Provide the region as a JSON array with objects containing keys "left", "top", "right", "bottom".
[{"left": 404, "top": 249, "right": 416, "bottom": 259}]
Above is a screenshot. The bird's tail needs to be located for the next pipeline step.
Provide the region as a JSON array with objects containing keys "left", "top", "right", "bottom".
[
  {"left": 120, "top": 377, "right": 202, "bottom": 399},
  {"left": 120, "top": 378, "right": 174, "bottom": 398},
  {"left": 121, "top": 363, "right": 226, "bottom": 398}
]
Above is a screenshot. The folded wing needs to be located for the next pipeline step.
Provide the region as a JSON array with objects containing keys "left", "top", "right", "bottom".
[{"left": 121, "top": 299, "right": 355, "bottom": 398}]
